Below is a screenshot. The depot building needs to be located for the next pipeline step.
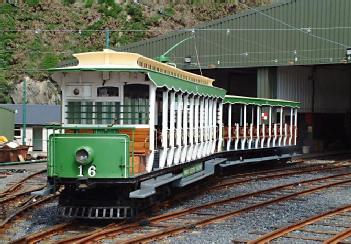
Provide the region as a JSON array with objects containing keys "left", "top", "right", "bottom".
[{"left": 118, "top": 0, "right": 351, "bottom": 152}]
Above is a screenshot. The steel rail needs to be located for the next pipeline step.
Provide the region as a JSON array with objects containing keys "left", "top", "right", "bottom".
[
  {"left": 70, "top": 172, "right": 351, "bottom": 243},
  {"left": 11, "top": 222, "right": 75, "bottom": 244},
  {"left": 211, "top": 161, "right": 350, "bottom": 190},
  {"left": 0, "top": 193, "right": 58, "bottom": 229},
  {"left": 0, "top": 185, "right": 46, "bottom": 205},
  {"left": 325, "top": 227, "right": 351, "bottom": 244},
  {"left": 249, "top": 204, "right": 351, "bottom": 244},
  {"left": 0, "top": 169, "right": 47, "bottom": 198},
  {"left": 118, "top": 177, "right": 351, "bottom": 244}
]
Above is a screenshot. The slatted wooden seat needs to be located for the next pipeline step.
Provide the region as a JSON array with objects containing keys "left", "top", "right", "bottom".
[{"left": 119, "top": 128, "right": 150, "bottom": 175}]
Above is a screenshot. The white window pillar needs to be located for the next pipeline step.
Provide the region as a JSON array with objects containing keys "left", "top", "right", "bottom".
[
  {"left": 193, "top": 96, "right": 200, "bottom": 160},
  {"left": 241, "top": 105, "right": 247, "bottom": 150},
  {"left": 227, "top": 104, "right": 232, "bottom": 151},
  {"left": 198, "top": 97, "right": 205, "bottom": 158},
  {"left": 267, "top": 106, "right": 272, "bottom": 147},
  {"left": 166, "top": 92, "right": 176, "bottom": 167},
  {"left": 205, "top": 98, "right": 211, "bottom": 155},
  {"left": 294, "top": 108, "right": 298, "bottom": 145},
  {"left": 174, "top": 93, "right": 183, "bottom": 164},
  {"left": 147, "top": 85, "right": 156, "bottom": 172},
  {"left": 212, "top": 99, "right": 217, "bottom": 153},
  {"left": 187, "top": 95, "right": 195, "bottom": 162},
  {"left": 278, "top": 107, "right": 283, "bottom": 146},
  {"left": 159, "top": 90, "right": 168, "bottom": 169},
  {"left": 255, "top": 106, "right": 261, "bottom": 148},
  {"left": 180, "top": 94, "right": 188, "bottom": 163},
  {"left": 217, "top": 100, "right": 223, "bottom": 152},
  {"left": 289, "top": 108, "right": 293, "bottom": 145}
]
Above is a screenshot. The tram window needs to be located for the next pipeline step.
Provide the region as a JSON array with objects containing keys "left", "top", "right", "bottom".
[
  {"left": 97, "top": 86, "right": 119, "bottom": 97},
  {"left": 124, "top": 84, "right": 149, "bottom": 125}
]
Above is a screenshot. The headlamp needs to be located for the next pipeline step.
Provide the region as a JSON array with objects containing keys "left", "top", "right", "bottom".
[{"left": 75, "top": 146, "right": 94, "bottom": 165}]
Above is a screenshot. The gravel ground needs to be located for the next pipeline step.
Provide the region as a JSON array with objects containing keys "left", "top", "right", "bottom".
[
  {"left": 0, "top": 162, "right": 46, "bottom": 192},
  {"left": 1, "top": 159, "right": 351, "bottom": 243},
  {"left": 162, "top": 165, "right": 351, "bottom": 244}
]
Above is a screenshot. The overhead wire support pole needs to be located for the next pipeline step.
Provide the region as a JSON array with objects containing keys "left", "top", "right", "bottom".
[
  {"left": 22, "top": 79, "right": 26, "bottom": 146},
  {"left": 105, "top": 29, "right": 110, "bottom": 49}
]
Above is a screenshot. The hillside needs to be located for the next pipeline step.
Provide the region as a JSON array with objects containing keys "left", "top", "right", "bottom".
[{"left": 0, "top": 0, "right": 271, "bottom": 104}]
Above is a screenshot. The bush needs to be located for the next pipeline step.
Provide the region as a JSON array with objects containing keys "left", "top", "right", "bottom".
[
  {"left": 126, "top": 4, "right": 143, "bottom": 22},
  {"left": 62, "top": 0, "right": 76, "bottom": 5},
  {"left": 41, "top": 54, "right": 59, "bottom": 70},
  {"left": 25, "top": 0, "right": 40, "bottom": 7},
  {"left": 84, "top": 0, "right": 94, "bottom": 8}
]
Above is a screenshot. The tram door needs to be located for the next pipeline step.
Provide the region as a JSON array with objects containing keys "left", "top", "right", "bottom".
[{"left": 33, "top": 127, "right": 43, "bottom": 151}]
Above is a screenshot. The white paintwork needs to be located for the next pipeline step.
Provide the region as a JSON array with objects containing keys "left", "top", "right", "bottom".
[
  {"left": 174, "top": 93, "right": 183, "bottom": 164},
  {"left": 146, "top": 85, "right": 156, "bottom": 172},
  {"left": 166, "top": 92, "right": 175, "bottom": 167},
  {"left": 193, "top": 97, "right": 200, "bottom": 160},
  {"left": 294, "top": 108, "right": 298, "bottom": 145},
  {"left": 227, "top": 104, "right": 232, "bottom": 151},
  {"left": 289, "top": 108, "right": 293, "bottom": 145},
  {"left": 217, "top": 101, "right": 223, "bottom": 152},
  {"left": 180, "top": 95, "right": 188, "bottom": 163},
  {"left": 211, "top": 99, "right": 217, "bottom": 154},
  {"left": 187, "top": 96, "right": 195, "bottom": 162},
  {"left": 204, "top": 98, "right": 210, "bottom": 156},
  {"left": 261, "top": 124, "right": 266, "bottom": 148},
  {"left": 159, "top": 91, "right": 169, "bottom": 169},
  {"left": 273, "top": 123, "right": 277, "bottom": 147},
  {"left": 283, "top": 123, "right": 288, "bottom": 146},
  {"left": 248, "top": 123, "right": 253, "bottom": 149},
  {"left": 241, "top": 105, "right": 247, "bottom": 150},
  {"left": 234, "top": 123, "right": 239, "bottom": 150},
  {"left": 198, "top": 97, "right": 205, "bottom": 158},
  {"left": 255, "top": 106, "right": 260, "bottom": 148},
  {"left": 267, "top": 107, "right": 272, "bottom": 147},
  {"left": 278, "top": 107, "right": 283, "bottom": 146}
]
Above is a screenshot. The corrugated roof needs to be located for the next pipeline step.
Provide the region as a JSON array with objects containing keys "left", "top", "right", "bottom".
[
  {"left": 119, "top": 0, "right": 351, "bottom": 69},
  {"left": 0, "top": 104, "right": 61, "bottom": 125}
]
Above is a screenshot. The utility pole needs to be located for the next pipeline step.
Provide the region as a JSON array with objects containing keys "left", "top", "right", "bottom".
[
  {"left": 22, "top": 79, "right": 26, "bottom": 146},
  {"left": 105, "top": 29, "right": 110, "bottom": 49}
]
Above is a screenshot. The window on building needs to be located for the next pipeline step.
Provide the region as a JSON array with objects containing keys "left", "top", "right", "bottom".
[{"left": 14, "top": 126, "right": 21, "bottom": 137}]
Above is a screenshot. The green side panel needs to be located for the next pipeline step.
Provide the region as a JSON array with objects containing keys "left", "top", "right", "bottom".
[
  {"left": 48, "top": 134, "right": 129, "bottom": 179},
  {"left": 224, "top": 95, "right": 300, "bottom": 108},
  {"left": 148, "top": 71, "right": 226, "bottom": 98}
]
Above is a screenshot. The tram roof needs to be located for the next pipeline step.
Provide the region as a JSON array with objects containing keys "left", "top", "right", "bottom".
[
  {"left": 224, "top": 95, "right": 300, "bottom": 108},
  {"left": 49, "top": 49, "right": 226, "bottom": 98}
]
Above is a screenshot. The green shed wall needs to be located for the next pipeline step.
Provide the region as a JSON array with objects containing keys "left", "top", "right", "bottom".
[
  {"left": 0, "top": 108, "right": 15, "bottom": 141},
  {"left": 120, "top": 0, "right": 351, "bottom": 69}
]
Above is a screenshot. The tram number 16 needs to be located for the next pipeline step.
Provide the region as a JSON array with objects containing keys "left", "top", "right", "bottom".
[{"left": 78, "top": 165, "right": 96, "bottom": 177}]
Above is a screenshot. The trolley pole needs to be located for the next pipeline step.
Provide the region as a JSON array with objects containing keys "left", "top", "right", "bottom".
[
  {"left": 105, "top": 29, "right": 110, "bottom": 49},
  {"left": 22, "top": 79, "right": 26, "bottom": 146}
]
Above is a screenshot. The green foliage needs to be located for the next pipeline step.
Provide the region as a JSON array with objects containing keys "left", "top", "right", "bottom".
[
  {"left": 0, "top": 72, "right": 13, "bottom": 103},
  {"left": 126, "top": 4, "right": 143, "bottom": 22},
  {"left": 25, "top": 0, "right": 40, "bottom": 7},
  {"left": 101, "top": 4, "right": 123, "bottom": 18},
  {"left": 84, "top": 0, "right": 94, "bottom": 8},
  {"left": 41, "top": 54, "right": 59, "bottom": 70},
  {"left": 164, "top": 7, "right": 175, "bottom": 16},
  {"left": 62, "top": 0, "right": 76, "bottom": 5}
]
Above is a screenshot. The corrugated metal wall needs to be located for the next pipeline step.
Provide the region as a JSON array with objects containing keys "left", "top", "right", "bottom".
[
  {"left": 0, "top": 108, "right": 15, "bottom": 140},
  {"left": 277, "top": 65, "right": 351, "bottom": 113},
  {"left": 120, "top": 0, "right": 351, "bottom": 69}
]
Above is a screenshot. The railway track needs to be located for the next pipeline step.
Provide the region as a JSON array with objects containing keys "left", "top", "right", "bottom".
[
  {"left": 11, "top": 160, "right": 351, "bottom": 243},
  {"left": 249, "top": 204, "right": 351, "bottom": 243},
  {"left": 25, "top": 170, "right": 351, "bottom": 243}
]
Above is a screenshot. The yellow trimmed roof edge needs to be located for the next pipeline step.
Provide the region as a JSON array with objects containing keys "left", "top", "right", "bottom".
[{"left": 70, "top": 49, "right": 214, "bottom": 86}]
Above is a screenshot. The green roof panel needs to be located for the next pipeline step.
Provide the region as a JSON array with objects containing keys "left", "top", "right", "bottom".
[{"left": 224, "top": 95, "right": 300, "bottom": 108}]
